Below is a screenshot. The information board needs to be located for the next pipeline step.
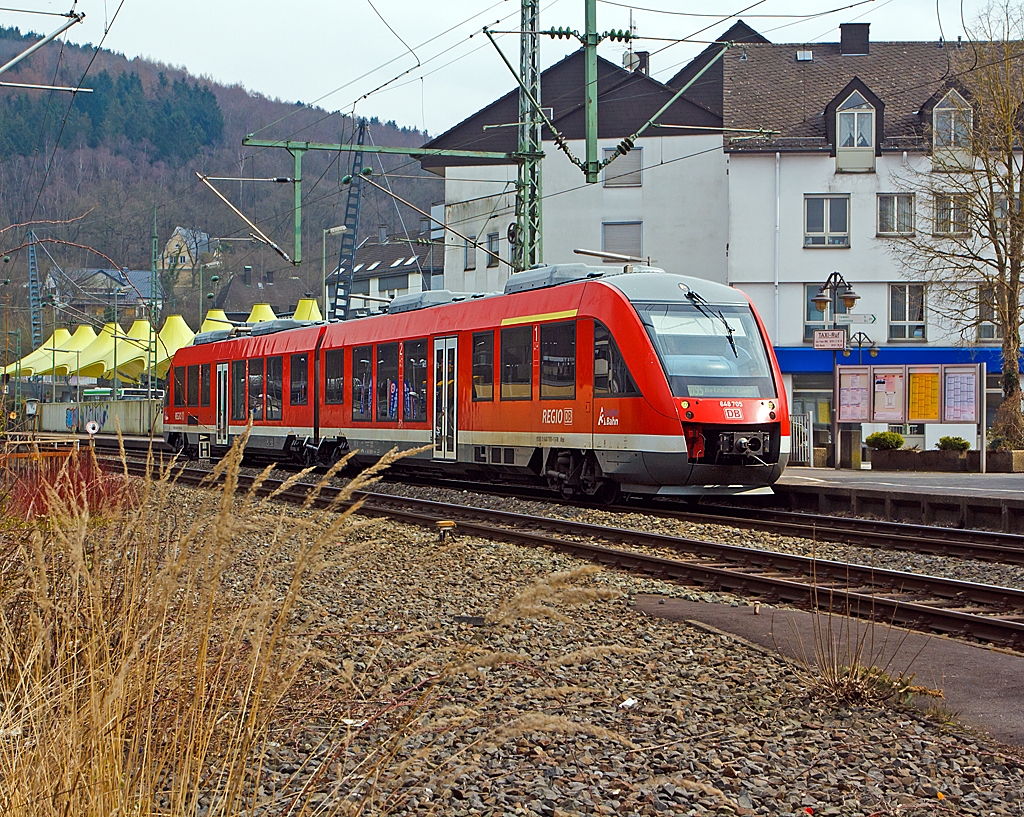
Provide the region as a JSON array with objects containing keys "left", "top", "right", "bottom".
[
  {"left": 871, "top": 367, "right": 906, "bottom": 423},
  {"left": 813, "top": 329, "right": 846, "bottom": 350},
  {"left": 838, "top": 366, "right": 871, "bottom": 421},
  {"left": 943, "top": 366, "right": 978, "bottom": 423},
  {"left": 907, "top": 366, "right": 941, "bottom": 422}
]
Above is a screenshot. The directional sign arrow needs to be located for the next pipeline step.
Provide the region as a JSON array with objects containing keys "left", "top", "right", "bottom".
[{"left": 835, "top": 313, "right": 877, "bottom": 325}]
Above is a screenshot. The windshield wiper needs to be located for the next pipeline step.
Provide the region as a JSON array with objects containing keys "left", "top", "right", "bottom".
[{"left": 685, "top": 290, "right": 738, "bottom": 358}]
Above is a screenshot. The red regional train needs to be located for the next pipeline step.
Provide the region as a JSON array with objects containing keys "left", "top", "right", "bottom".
[{"left": 164, "top": 263, "right": 790, "bottom": 498}]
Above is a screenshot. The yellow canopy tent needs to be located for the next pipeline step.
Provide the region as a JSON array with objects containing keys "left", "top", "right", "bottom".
[
  {"left": 76, "top": 323, "right": 120, "bottom": 378},
  {"left": 101, "top": 320, "right": 154, "bottom": 383},
  {"left": 32, "top": 325, "right": 98, "bottom": 376},
  {"left": 293, "top": 298, "right": 323, "bottom": 322},
  {"left": 246, "top": 303, "right": 276, "bottom": 324},
  {"left": 3, "top": 328, "right": 72, "bottom": 376},
  {"left": 200, "top": 308, "right": 231, "bottom": 334},
  {"left": 154, "top": 314, "right": 196, "bottom": 378}
]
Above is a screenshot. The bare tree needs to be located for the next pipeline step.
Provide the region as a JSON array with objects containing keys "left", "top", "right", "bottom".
[{"left": 888, "top": 2, "right": 1024, "bottom": 448}]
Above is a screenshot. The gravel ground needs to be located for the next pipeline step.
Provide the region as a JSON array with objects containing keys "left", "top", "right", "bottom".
[
  {"left": 213, "top": 477, "right": 1024, "bottom": 815},
  {"left": 365, "top": 479, "right": 1024, "bottom": 592}
]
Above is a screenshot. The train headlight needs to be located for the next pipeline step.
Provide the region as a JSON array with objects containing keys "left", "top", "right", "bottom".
[
  {"left": 770, "top": 411, "right": 776, "bottom": 420},
  {"left": 680, "top": 400, "right": 689, "bottom": 409},
  {"left": 768, "top": 401, "right": 775, "bottom": 410},
  {"left": 685, "top": 411, "right": 694, "bottom": 419}
]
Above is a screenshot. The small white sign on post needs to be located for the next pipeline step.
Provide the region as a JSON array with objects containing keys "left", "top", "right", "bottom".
[{"left": 813, "top": 329, "right": 847, "bottom": 350}]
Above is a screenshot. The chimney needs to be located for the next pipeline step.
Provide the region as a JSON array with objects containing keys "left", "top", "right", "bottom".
[
  {"left": 378, "top": 224, "right": 387, "bottom": 243},
  {"left": 840, "top": 23, "right": 869, "bottom": 55},
  {"left": 634, "top": 51, "right": 649, "bottom": 75}
]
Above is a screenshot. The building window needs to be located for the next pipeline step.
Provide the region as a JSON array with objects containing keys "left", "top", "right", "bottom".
[
  {"left": 594, "top": 321, "right": 639, "bottom": 396},
  {"left": 378, "top": 273, "right": 408, "bottom": 295},
  {"left": 404, "top": 339, "right": 428, "bottom": 422},
  {"left": 290, "top": 353, "right": 308, "bottom": 405},
  {"left": 603, "top": 147, "right": 642, "bottom": 187},
  {"left": 248, "top": 358, "right": 264, "bottom": 421},
  {"left": 540, "top": 321, "right": 576, "bottom": 400},
  {"left": 464, "top": 235, "right": 477, "bottom": 270},
  {"left": 877, "top": 194, "right": 915, "bottom": 235},
  {"left": 324, "top": 348, "right": 344, "bottom": 404},
  {"left": 979, "top": 286, "right": 1004, "bottom": 341},
  {"left": 500, "top": 325, "right": 533, "bottom": 400},
  {"left": 934, "top": 90, "right": 971, "bottom": 149},
  {"left": 231, "top": 360, "right": 246, "bottom": 420},
  {"left": 934, "top": 194, "right": 969, "bottom": 236},
  {"left": 837, "top": 91, "right": 874, "bottom": 148},
  {"left": 804, "top": 283, "right": 848, "bottom": 341},
  {"left": 472, "top": 331, "right": 494, "bottom": 401},
  {"left": 602, "top": 221, "right": 642, "bottom": 259},
  {"left": 178, "top": 254, "right": 186, "bottom": 264},
  {"left": 352, "top": 345, "right": 373, "bottom": 421},
  {"left": 486, "top": 232, "right": 499, "bottom": 267},
  {"left": 805, "top": 195, "right": 850, "bottom": 247},
  {"left": 890, "top": 283, "right": 926, "bottom": 341}
]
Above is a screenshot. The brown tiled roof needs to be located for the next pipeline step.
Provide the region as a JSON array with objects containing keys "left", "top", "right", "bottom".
[
  {"left": 723, "top": 41, "right": 957, "bottom": 150},
  {"left": 419, "top": 49, "right": 720, "bottom": 174},
  {"left": 327, "top": 238, "right": 443, "bottom": 284},
  {"left": 667, "top": 20, "right": 769, "bottom": 116}
]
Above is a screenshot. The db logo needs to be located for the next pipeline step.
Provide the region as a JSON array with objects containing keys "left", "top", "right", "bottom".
[{"left": 724, "top": 407, "right": 743, "bottom": 420}]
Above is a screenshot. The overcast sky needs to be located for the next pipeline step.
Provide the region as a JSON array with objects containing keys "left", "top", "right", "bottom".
[{"left": 5, "top": 1, "right": 992, "bottom": 137}]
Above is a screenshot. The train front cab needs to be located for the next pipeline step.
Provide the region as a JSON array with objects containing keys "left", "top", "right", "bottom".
[{"left": 583, "top": 273, "right": 790, "bottom": 495}]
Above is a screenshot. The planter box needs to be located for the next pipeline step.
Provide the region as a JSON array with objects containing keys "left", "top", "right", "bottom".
[{"left": 871, "top": 448, "right": 1024, "bottom": 473}]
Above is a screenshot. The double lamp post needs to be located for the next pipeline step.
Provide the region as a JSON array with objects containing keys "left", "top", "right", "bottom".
[{"left": 811, "top": 271, "right": 860, "bottom": 470}]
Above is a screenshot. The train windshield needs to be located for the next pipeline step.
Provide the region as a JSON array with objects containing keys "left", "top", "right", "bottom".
[{"left": 636, "top": 302, "right": 775, "bottom": 399}]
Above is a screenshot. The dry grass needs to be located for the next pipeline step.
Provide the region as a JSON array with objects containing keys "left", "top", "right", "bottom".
[{"left": 0, "top": 435, "right": 635, "bottom": 815}]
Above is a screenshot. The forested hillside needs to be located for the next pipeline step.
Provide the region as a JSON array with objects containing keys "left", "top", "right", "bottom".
[{"left": 0, "top": 26, "right": 442, "bottom": 325}]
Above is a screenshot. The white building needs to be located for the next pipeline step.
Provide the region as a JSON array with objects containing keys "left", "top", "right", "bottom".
[
  {"left": 723, "top": 23, "right": 1002, "bottom": 453},
  {"left": 419, "top": 47, "right": 735, "bottom": 291}
]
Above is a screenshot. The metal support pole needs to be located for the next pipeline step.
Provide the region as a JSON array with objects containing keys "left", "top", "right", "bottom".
[
  {"left": 583, "top": 0, "right": 599, "bottom": 183},
  {"left": 149, "top": 209, "right": 158, "bottom": 401},
  {"left": 515, "top": 0, "right": 542, "bottom": 271},
  {"left": 288, "top": 147, "right": 305, "bottom": 265},
  {"left": 980, "top": 362, "right": 987, "bottom": 474}
]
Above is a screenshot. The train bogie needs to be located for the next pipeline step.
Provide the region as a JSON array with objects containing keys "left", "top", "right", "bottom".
[{"left": 165, "top": 264, "right": 789, "bottom": 496}]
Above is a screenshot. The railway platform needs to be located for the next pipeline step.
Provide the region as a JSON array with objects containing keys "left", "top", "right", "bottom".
[
  {"left": 636, "top": 595, "right": 1024, "bottom": 749},
  {"left": 769, "top": 466, "right": 1024, "bottom": 532}
]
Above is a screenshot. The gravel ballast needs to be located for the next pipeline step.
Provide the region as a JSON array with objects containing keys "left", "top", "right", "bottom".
[{"left": 207, "top": 478, "right": 1024, "bottom": 815}]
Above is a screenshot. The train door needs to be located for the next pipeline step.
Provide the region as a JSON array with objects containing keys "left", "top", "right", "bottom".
[
  {"left": 215, "top": 362, "right": 229, "bottom": 445},
  {"left": 432, "top": 336, "right": 457, "bottom": 460}
]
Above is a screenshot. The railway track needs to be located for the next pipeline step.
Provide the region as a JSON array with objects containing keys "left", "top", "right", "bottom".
[{"left": 119, "top": 458, "right": 1024, "bottom": 651}]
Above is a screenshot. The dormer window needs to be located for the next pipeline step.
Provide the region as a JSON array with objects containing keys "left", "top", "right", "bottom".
[
  {"left": 933, "top": 90, "right": 971, "bottom": 149},
  {"left": 836, "top": 91, "right": 876, "bottom": 171}
]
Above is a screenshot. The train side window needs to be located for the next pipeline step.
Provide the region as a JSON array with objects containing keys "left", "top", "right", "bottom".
[
  {"left": 594, "top": 321, "right": 640, "bottom": 396},
  {"left": 324, "top": 349, "right": 344, "bottom": 404},
  {"left": 500, "top": 325, "right": 533, "bottom": 400},
  {"left": 404, "top": 338, "right": 428, "bottom": 422},
  {"left": 352, "top": 345, "right": 373, "bottom": 422},
  {"left": 266, "top": 356, "right": 283, "bottom": 420},
  {"left": 472, "top": 331, "right": 493, "bottom": 401},
  {"left": 231, "top": 360, "right": 247, "bottom": 420},
  {"left": 200, "top": 363, "right": 211, "bottom": 407},
  {"left": 290, "top": 353, "right": 308, "bottom": 406},
  {"left": 376, "top": 343, "right": 399, "bottom": 421},
  {"left": 248, "top": 358, "right": 264, "bottom": 421},
  {"left": 186, "top": 365, "right": 200, "bottom": 407},
  {"left": 173, "top": 365, "right": 186, "bottom": 407},
  {"left": 540, "top": 321, "right": 576, "bottom": 400}
]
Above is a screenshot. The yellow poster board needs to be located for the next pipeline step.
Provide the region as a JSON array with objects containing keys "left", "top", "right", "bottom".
[{"left": 907, "top": 368, "right": 941, "bottom": 422}]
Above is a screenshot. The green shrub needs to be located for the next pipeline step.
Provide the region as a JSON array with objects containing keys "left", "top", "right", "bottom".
[
  {"left": 935, "top": 435, "right": 971, "bottom": 452},
  {"left": 865, "top": 431, "right": 904, "bottom": 450}
]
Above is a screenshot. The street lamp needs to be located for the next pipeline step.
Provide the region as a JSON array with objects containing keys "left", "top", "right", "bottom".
[
  {"left": 323, "top": 224, "right": 348, "bottom": 320},
  {"left": 812, "top": 271, "right": 861, "bottom": 470},
  {"left": 844, "top": 331, "right": 878, "bottom": 365}
]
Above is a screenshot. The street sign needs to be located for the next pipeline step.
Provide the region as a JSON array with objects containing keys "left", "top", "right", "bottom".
[
  {"left": 813, "top": 329, "right": 847, "bottom": 350},
  {"left": 834, "top": 313, "right": 877, "bottom": 325}
]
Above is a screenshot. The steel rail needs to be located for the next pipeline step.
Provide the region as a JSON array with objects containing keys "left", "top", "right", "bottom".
[{"left": 119, "top": 459, "right": 1024, "bottom": 650}]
